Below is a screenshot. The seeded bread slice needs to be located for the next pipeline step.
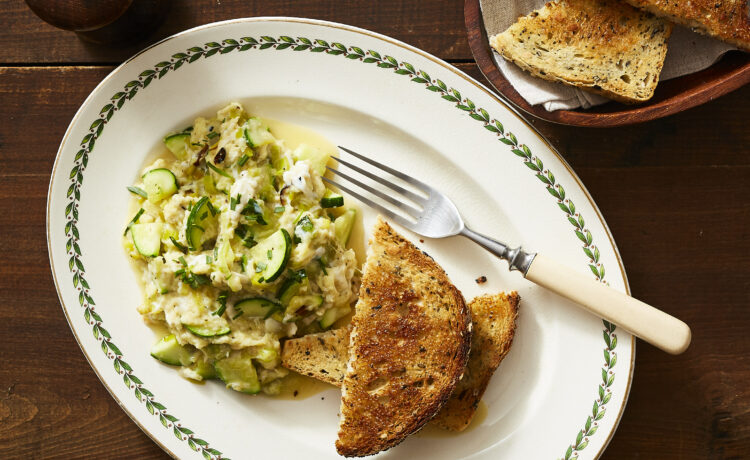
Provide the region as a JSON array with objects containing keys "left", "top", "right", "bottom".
[
  {"left": 623, "top": 0, "right": 749, "bottom": 51},
  {"left": 336, "top": 217, "right": 472, "bottom": 457},
  {"left": 281, "top": 325, "right": 352, "bottom": 386},
  {"left": 490, "top": 0, "right": 673, "bottom": 103},
  {"left": 281, "top": 292, "right": 520, "bottom": 431},
  {"left": 430, "top": 292, "right": 519, "bottom": 431}
]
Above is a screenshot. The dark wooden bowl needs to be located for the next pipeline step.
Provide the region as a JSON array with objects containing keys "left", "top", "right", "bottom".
[{"left": 465, "top": 0, "right": 750, "bottom": 127}]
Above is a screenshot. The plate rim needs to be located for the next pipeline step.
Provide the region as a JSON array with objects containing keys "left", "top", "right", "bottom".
[{"left": 46, "top": 16, "right": 636, "bottom": 459}]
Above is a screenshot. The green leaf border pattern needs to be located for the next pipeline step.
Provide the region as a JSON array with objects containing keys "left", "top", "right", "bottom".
[{"left": 63, "top": 35, "right": 617, "bottom": 460}]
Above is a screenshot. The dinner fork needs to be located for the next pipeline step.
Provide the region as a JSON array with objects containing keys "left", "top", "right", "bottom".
[{"left": 324, "top": 146, "right": 691, "bottom": 355}]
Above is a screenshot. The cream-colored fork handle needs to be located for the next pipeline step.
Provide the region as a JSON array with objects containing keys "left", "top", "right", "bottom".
[{"left": 525, "top": 254, "right": 691, "bottom": 355}]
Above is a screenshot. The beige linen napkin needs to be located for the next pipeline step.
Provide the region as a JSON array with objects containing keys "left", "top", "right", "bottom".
[{"left": 480, "top": 0, "right": 736, "bottom": 111}]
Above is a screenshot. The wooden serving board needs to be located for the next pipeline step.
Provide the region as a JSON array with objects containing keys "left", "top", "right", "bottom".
[{"left": 464, "top": 0, "right": 750, "bottom": 127}]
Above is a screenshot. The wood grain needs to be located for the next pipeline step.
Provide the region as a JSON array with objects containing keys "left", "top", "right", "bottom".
[
  {"left": 0, "top": 65, "right": 167, "bottom": 459},
  {"left": 464, "top": 0, "right": 750, "bottom": 127},
  {"left": 0, "top": 5, "right": 749, "bottom": 457},
  {"left": 0, "top": 0, "right": 471, "bottom": 64}
]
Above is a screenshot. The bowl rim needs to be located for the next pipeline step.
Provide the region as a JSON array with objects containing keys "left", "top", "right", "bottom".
[{"left": 464, "top": 0, "right": 750, "bottom": 127}]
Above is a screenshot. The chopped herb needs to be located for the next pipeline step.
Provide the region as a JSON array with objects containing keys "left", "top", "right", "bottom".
[
  {"left": 317, "top": 258, "right": 328, "bottom": 275},
  {"left": 241, "top": 199, "right": 267, "bottom": 225},
  {"left": 267, "top": 249, "right": 273, "bottom": 260},
  {"left": 127, "top": 186, "right": 148, "bottom": 199},
  {"left": 206, "top": 255, "right": 212, "bottom": 264},
  {"left": 169, "top": 237, "right": 188, "bottom": 253},
  {"left": 193, "top": 274, "right": 211, "bottom": 286},
  {"left": 207, "top": 131, "right": 220, "bottom": 139},
  {"left": 288, "top": 268, "right": 307, "bottom": 282},
  {"left": 173, "top": 256, "right": 211, "bottom": 288},
  {"left": 230, "top": 194, "right": 242, "bottom": 211},
  {"left": 182, "top": 126, "right": 194, "bottom": 133},
  {"left": 238, "top": 154, "right": 249, "bottom": 166},
  {"left": 274, "top": 206, "right": 285, "bottom": 213},
  {"left": 124, "top": 208, "right": 144, "bottom": 235},
  {"left": 234, "top": 224, "right": 257, "bottom": 248},
  {"left": 297, "top": 215, "right": 314, "bottom": 233},
  {"left": 240, "top": 255, "right": 248, "bottom": 272},
  {"left": 207, "top": 161, "right": 233, "bottom": 179},
  {"left": 213, "top": 291, "right": 229, "bottom": 317},
  {"left": 241, "top": 236, "right": 257, "bottom": 248},
  {"left": 255, "top": 262, "right": 267, "bottom": 273}
]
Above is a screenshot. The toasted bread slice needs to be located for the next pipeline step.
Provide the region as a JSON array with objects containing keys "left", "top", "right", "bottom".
[
  {"left": 281, "top": 325, "right": 351, "bottom": 386},
  {"left": 623, "top": 0, "right": 750, "bottom": 51},
  {"left": 282, "top": 292, "right": 520, "bottom": 431},
  {"left": 336, "top": 218, "right": 471, "bottom": 457},
  {"left": 282, "top": 327, "right": 351, "bottom": 387},
  {"left": 430, "top": 292, "right": 519, "bottom": 431},
  {"left": 490, "top": 0, "right": 672, "bottom": 103}
]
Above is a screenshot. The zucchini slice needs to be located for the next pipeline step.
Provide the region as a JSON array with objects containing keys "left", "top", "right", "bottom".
[
  {"left": 131, "top": 222, "right": 163, "bottom": 257},
  {"left": 190, "top": 357, "right": 217, "bottom": 380},
  {"left": 334, "top": 208, "right": 356, "bottom": 246},
  {"left": 243, "top": 118, "right": 275, "bottom": 148},
  {"left": 214, "top": 351, "right": 261, "bottom": 394},
  {"left": 184, "top": 323, "right": 231, "bottom": 338},
  {"left": 142, "top": 168, "right": 178, "bottom": 203},
  {"left": 253, "top": 348, "right": 278, "bottom": 368},
  {"left": 277, "top": 278, "right": 302, "bottom": 305},
  {"left": 320, "top": 194, "right": 344, "bottom": 208},
  {"left": 234, "top": 298, "right": 281, "bottom": 319},
  {"left": 320, "top": 305, "right": 352, "bottom": 329},
  {"left": 185, "top": 197, "right": 217, "bottom": 251},
  {"left": 164, "top": 132, "right": 191, "bottom": 160},
  {"left": 286, "top": 294, "right": 324, "bottom": 316},
  {"left": 150, "top": 334, "right": 192, "bottom": 366},
  {"left": 293, "top": 144, "right": 330, "bottom": 176},
  {"left": 250, "top": 228, "right": 291, "bottom": 284}
]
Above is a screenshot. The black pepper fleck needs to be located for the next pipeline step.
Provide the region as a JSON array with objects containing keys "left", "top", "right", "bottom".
[{"left": 475, "top": 275, "right": 487, "bottom": 284}]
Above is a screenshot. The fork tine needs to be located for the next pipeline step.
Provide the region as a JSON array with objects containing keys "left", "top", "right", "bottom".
[
  {"left": 338, "top": 146, "right": 433, "bottom": 192},
  {"left": 331, "top": 155, "right": 426, "bottom": 204},
  {"left": 322, "top": 177, "right": 416, "bottom": 229},
  {"left": 327, "top": 167, "right": 423, "bottom": 215}
]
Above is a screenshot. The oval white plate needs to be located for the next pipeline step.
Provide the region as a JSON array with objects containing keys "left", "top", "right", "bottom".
[{"left": 47, "top": 18, "right": 634, "bottom": 460}]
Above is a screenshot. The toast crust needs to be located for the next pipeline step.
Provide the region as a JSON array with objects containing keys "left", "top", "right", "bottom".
[
  {"left": 490, "top": 0, "right": 672, "bottom": 103},
  {"left": 336, "top": 218, "right": 472, "bottom": 457},
  {"left": 624, "top": 0, "right": 750, "bottom": 51}
]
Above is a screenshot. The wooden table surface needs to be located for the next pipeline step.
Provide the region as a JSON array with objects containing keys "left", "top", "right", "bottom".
[{"left": 1, "top": 1, "right": 748, "bottom": 458}]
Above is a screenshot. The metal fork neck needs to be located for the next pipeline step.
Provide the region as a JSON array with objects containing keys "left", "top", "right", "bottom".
[{"left": 460, "top": 227, "right": 536, "bottom": 275}]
